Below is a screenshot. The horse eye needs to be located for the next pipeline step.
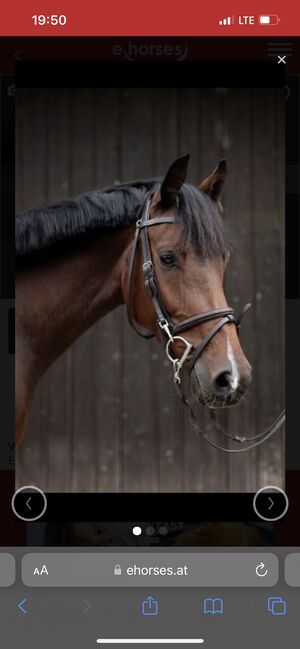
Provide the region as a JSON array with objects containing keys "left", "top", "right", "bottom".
[{"left": 159, "top": 252, "right": 177, "bottom": 267}]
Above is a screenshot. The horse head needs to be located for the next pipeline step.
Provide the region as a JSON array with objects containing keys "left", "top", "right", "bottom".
[{"left": 124, "top": 154, "right": 252, "bottom": 408}]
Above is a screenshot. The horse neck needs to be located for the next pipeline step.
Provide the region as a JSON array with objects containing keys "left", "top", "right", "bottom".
[{"left": 16, "top": 228, "right": 132, "bottom": 384}]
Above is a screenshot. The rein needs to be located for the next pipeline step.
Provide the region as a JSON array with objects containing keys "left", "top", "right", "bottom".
[{"left": 127, "top": 195, "right": 285, "bottom": 453}]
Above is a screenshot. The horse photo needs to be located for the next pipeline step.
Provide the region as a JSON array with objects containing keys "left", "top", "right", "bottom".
[{"left": 16, "top": 86, "right": 285, "bottom": 493}]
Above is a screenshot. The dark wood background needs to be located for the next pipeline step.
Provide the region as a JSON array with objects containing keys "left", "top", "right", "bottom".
[{"left": 16, "top": 87, "right": 285, "bottom": 493}]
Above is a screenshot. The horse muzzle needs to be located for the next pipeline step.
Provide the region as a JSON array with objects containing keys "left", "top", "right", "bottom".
[{"left": 191, "top": 359, "right": 252, "bottom": 408}]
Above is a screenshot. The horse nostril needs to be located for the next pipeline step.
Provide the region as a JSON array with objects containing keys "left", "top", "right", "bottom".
[{"left": 214, "top": 371, "right": 236, "bottom": 394}]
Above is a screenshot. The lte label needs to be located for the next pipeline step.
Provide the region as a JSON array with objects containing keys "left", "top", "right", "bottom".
[{"left": 238, "top": 16, "right": 255, "bottom": 25}]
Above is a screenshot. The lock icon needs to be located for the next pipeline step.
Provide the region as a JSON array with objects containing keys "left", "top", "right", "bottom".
[{"left": 114, "top": 564, "right": 122, "bottom": 576}]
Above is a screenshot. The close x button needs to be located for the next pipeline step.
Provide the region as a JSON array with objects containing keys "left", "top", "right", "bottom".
[
  {"left": 12, "top": 485, "right": 47, "bottom": 521},
  {"left": 253, "top": 486, "right": 289, "bottom": 521}
]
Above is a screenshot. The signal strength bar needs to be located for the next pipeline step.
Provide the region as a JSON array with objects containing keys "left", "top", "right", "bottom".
[{"left": 218, "top": 16, "right": 234, "bottom": 25}]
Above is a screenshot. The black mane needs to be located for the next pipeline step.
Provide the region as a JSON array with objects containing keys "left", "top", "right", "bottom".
[{"left": 16, "top": 179, "right": 229, "bottom": 258}]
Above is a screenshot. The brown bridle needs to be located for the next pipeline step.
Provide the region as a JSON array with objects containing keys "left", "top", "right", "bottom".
[{"left": 127, "top": 194, "right": 285, "bottom": 453}]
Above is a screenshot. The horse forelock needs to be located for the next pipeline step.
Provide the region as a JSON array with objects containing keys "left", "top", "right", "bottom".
[{"left": 178, "top": 184, "right": 230, "bottom": 259}]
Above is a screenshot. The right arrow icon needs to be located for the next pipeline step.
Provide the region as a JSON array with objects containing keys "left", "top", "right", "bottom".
[
  {"left": 254, "top": 486, "right": 289, "bottom": 522},
  {"left": 83, "top": 599, "right": 92, "bottom": 614}
]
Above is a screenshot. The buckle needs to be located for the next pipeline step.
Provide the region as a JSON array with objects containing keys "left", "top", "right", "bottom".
[
  {"left": 158, "top": 318, "right": 173, "bottom": 341},
  {"left": 143, "top": 260, "right": 153, "bottom": 270},
  {"left": 143, "top": 260, "right": 154, "bottom": 275},
  {"left": 165, "top": 336, "right": 193, "bottom": 384}
]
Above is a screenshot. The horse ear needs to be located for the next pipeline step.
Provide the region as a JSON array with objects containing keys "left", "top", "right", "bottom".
[
  {"left": 199, "top": 159, "right": 227, "bottom": 202},
  {"left": 160, "top": 154, "right": 190, "bottom": 206}
]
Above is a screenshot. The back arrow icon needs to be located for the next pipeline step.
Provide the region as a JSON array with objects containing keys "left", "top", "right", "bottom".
[
  {"left": 83, "top": 599, "right": 92, "bottom": 614},
  {"left": 268, "top": 497, "right": 274, "bottom": 510},
  {"left": 18, "top": 598, "right": 28, "bottom": 614},
  {"left": 26, "top": 497, "right": 32, "bottom": 510}
]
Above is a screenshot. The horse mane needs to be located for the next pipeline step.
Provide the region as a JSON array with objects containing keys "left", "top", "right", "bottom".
[
  {"left": 15, "top": 179, "right": 156, "bottom": 257},
  {"left": 16, "top": 179, "right": 230, "bottom": 259}
]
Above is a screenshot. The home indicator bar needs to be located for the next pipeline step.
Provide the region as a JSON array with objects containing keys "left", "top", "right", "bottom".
[{"left": 96, "top": 641, "right": 204, "bottom": 645}]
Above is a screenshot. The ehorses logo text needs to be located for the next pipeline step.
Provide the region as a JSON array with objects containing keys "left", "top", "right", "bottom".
[{"left": 112, "top": 41, "right": 188, "bottom": 61}]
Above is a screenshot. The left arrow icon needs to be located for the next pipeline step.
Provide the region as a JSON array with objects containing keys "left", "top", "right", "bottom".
[
  {"left": 18, "top": 598, "right": 28, "bottom": 614},
  {"left": 12, "top": 486, "right": 47, "bottom": 522}
]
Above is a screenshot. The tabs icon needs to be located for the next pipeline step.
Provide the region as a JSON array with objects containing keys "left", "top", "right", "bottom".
[{"left": 268, "top": 597, "right": 287, "bottom": 616}]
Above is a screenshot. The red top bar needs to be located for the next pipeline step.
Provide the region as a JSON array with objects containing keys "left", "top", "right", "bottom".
[{"left": 1, "top": 1, "right": 300, "bottom": 36}]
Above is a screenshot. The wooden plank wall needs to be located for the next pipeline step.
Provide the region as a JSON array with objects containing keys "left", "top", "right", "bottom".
[{"left": 16, "top": 87, "right": 285, "bottom": 493}]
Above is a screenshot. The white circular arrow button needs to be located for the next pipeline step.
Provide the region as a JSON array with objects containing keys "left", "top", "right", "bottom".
[{"left": 255, "top": 562, "right": 269, "bottom": 577}]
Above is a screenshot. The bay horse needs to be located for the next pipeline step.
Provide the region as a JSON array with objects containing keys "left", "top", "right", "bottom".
[{"left": 16, "top": 155, "right": 252, "bottom": 447}]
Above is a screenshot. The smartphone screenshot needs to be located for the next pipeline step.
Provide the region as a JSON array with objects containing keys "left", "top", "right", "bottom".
[{"left": 0, "top": 1, "right": 299, "bottom": 646}]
